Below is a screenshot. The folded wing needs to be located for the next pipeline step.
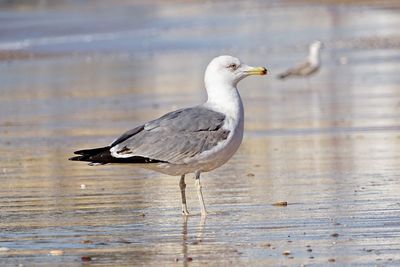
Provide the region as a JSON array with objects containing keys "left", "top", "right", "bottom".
[{"left": 70, "top": 106, "right": 230, "bottom": 165}]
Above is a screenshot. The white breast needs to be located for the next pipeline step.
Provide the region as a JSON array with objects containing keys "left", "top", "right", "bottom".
[{"left": 185, "top": 86, "right": 245, "bottom": 172}]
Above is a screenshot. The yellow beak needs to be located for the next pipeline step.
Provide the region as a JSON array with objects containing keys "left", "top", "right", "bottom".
[{"left": 245, "top": 66, "right": 268, "bottom": 75}]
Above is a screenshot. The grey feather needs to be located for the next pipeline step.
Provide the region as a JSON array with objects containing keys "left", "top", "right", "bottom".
[
  {"left": 278, "top": 62, "right": 319, "bottom": 79},
  {"left": 110, "top": 125, "right": 145, "bottom": 147},
  {"left": 112, "top": 106, "right": 230, "bottom": 164}
]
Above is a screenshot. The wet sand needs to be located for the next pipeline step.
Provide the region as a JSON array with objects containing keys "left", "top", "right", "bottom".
[{"left": 1, "top": 0, "right": 400, "bottom": 266}]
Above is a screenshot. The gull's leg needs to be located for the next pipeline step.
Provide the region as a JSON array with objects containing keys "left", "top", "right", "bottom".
[
  {"left": 179, "top": 175, "right": 190, "bottom": 215},
  {"left": 195, "top": 171, "right": 208, "bottom": 216}
]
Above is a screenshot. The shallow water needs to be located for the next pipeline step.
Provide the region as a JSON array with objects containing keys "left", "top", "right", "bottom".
[{"left": 1, "top": 0, "right": 400, "bottom": 266}]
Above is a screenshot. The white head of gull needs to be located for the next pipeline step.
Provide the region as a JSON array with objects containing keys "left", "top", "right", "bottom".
[
  {"left": 70, "top": 55, "right": 267, "bottom": 216},
  {"left": 205, "top": 55, "right": 267, "bottom": 116},
  {"left": 308, "top": 40, "right": 322, "bottom": 67}
]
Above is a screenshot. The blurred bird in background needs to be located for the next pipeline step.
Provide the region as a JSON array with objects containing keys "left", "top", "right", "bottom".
[{"left": 277, "top": 40, "right": 323, "bottom": 80}]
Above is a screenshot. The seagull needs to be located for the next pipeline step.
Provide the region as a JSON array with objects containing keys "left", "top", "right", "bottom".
[
  {"left": 69, "top": 55, "right": 267, "bottom": 216},
  {"left": 277, "top": 40, "right": 322, "bottom": 80}
]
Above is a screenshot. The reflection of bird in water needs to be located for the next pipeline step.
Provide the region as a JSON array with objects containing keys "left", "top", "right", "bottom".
[
  {"left": 180, "top": 216, "right": 206, "bottom": 263},
  {"left": 69, "top": 55, "right": 267, "bottom": 216},
  {"left": 277, "top": 40, "right": 322, "bottom": 80}
]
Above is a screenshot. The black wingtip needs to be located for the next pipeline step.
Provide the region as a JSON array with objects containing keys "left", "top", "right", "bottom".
[
  {"left": 69, "top": 155, "right": 85, "bottom": 161},
  {"left": 69, "top": 146, "right": 167, "bottom": 164},
  {"left": 73, "top": 146, "right": 111, "bottom": 155},
  {"left": 69, "top": 146, "right": 111, "bottom": 162},
  {"left": 277, "top": 74, "right": 287, "bottom": 80}
]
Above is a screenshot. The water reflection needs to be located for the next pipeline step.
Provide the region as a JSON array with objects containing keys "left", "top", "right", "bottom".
[{"left": 180, "top": 216, "right": 206, "bottom": 265}]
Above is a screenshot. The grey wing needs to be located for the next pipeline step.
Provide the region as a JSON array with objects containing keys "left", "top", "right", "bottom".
[
  {"left": 110, "top": 107, "right": 230, "bottom": 164},
  {"left": 287, "top": 62, "right": 311, "bottom": 75},
  {"left": 296, "top": 62, "right": 318, "bottom": 76},
  {"left": 278, "top": 62, "right": 316, "bottom": 79},
  {"left": 291, "top": 62, "right": 312, "bottom": 75},
  {"left": 110, "top": 125, "right": 145, "bottom": 147}
]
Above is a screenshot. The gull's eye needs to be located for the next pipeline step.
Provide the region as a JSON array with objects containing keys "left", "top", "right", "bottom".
[{"left": 228, "top": 63, "right": 237, "bottom": 70}]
